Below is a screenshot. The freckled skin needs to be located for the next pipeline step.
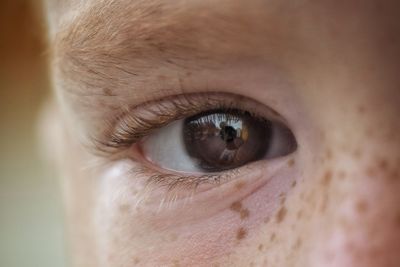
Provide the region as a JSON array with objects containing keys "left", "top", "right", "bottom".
[
  {"left": 230, "top": 201, "right": 250, "bottom": 220},
  {"left": 288, "top": 159, "right": 295, "bottom": 167},
  {"left": 276, "top": 206, "right": 287, "bottom": 224},
  {"left": 321, "top": 171, "right": 332, "bottom": 187},
  {"left": 236, "top": 228, "right": 247, "bottom": 241},
  {"left": 43, "top": 0, "right": 400, "bottom": 266}
]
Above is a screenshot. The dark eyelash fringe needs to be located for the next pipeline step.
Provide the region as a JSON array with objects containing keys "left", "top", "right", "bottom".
[
  {"left": 133, "top": 165, "right": 240, "bottom": 196},
  {"left": 90, "top": 92, "right": 278, "bottom": 158},
  {"left": 92, "top": 93, "right": 238, "bottom": 155}
]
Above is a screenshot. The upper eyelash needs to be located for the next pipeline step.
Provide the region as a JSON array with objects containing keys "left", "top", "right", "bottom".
[{"left": 92, "top": 92, "right": 282, "bottom": 157}]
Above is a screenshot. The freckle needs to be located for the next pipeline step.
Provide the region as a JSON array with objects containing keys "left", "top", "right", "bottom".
[
  {"left": 264, "top": 217, "right": 271, "bottom": 224},
  {"left": 395, "top": 213, "right": 400, "bottom": 228},
  {"left": 288, "top": 158, "right": 295, "bottom": 167},
  {"left": 230, "top": 201, "right": 250, "bottom": 220},
  {"left": 235, "top": 181, "right": 246, "bottom": 190},
  {"left": 236, "top": 227, "right": 247, "bottom": 240},
  {"left": 258, "top": 244, "right": 264, "bottom": 251},
  {"left": 230, "top": 201, "right": 242, "bottom": 212},
  {"left": 390, "top": 170, "right": 399, "bottom": 181},
  {"left": 378, "top": 159, "right": 388, "bottom": 171},
  {"left": 157, "top": 75, "right": 167, "bottom": 80},
  {"left": 133, "top": 258, "right": 140, "bottom": 265},
  {"left": 321, "top": 171, "right": 332, "bottom": 186},
  {"left": 240, "top": 208, "right": 250, "bottom": 219},
  {"left": 186, "top": 71, "right": 192, "bottom": 77},
  {"left": 357, "top": 105, "right": 366, "bottom": 114},
  {"left": 103, "top": 87, "right": 114, "bottom": 96},
  {"left": 291, "top": 180, "right": 297, "bottom": 188},
  {"left": 279, "top": 193, "right": 286, "bottom": 205},
  {"left": 276, "top": 206, "right": 287, "bottom": 223},
  {"left": 355, "top": 200, "right": 368, "bottom": 214},
  {"left": 270, "top": 232, "right": 276, "bottom": 242}
]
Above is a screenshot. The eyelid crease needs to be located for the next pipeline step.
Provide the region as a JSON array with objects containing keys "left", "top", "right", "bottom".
[{"left": 92, "top": 92, "right": 285, "bottom": 157}]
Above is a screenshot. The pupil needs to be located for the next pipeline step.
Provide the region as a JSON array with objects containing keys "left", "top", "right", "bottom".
[
  {"left": 220, "top": 125, "right": 237, "bottom": 144},
  {"left": 183, "top": 109, "right": 272, "bottom": 172}
]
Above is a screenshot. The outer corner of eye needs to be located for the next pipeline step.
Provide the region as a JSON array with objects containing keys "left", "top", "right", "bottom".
[
  {"left": 137, "top": 106, "right": 297, "bottom": 175},
  {"left": 264, "top": 120, "right": 297, "bottom": 159}
]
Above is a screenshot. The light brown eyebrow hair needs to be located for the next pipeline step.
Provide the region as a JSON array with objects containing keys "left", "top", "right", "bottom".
[{"left": 51, "top": 0, "right": 287, "bottom": 95}]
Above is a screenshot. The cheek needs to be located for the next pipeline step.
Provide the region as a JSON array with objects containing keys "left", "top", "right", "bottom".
[
  {"left": 295, "top": 137, "right": 400, "bottom": 267},
  {"left": 92, "top": 158, "right": 297, "bottom": 266}
]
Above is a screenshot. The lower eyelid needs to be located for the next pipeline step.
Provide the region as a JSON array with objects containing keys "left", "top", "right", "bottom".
[
  {"left": 130, "top": 142, "right": 237, "bottom": 191},
  {"left": 100, "top": 155, "right": 296, "bottom": 230},
  {"left": 127, "top": 147, "right": 292, "bottom": 204}
]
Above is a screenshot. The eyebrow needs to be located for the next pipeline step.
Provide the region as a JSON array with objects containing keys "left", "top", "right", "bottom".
[{"left": 52, "top": 0, "right": 287, "bottom": 97}]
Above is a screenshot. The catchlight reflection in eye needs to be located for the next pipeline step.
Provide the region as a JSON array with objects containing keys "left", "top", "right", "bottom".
[{"left": 140, "top": 109, "right": 297, "bottom": 174}]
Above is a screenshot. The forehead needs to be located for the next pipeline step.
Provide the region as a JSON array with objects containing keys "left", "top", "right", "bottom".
[
  {"left": 51, "top": 0, "right": 400, "bottom": 100},
  {"left": 53, "top": 0, "right": 394, "bottom": 69},
  {"left": 54, "top": 0, "right": 290, "bottom": 61},
  {"left": 53, "top": 0, "right": 388, "bottom": 89},
  {"left": 51, "top": 0, "right": 398, "bottom": 100}
]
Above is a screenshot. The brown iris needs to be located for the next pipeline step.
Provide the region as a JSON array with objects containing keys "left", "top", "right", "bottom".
[{"left": 183, "top": 109, "right": 272, "bottom": 172}]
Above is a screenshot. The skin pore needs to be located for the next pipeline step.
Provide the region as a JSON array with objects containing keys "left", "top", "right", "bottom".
[{"left": 43, "top": 0, "right": 400, "bottom": 266}]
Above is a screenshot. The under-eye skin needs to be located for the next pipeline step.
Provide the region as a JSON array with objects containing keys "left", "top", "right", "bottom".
[{"left": 95, "top": 92, "right": 297, "bottom": 192}]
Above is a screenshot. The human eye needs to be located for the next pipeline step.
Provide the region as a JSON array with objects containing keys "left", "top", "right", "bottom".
[
  {"left": 96, "top": 92, "right": 297, "bottom": 201},
  {"left": 140, "top": 107, "right": 296, "bottom": 174}
]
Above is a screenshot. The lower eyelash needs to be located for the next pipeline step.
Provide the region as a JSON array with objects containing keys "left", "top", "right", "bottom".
[{"left": 130, "top": 164, "right": 240, "bottom": 202}]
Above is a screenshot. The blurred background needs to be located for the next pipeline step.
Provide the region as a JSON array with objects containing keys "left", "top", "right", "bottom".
[{"left": 0, "top": 1, "right": 66, "bottom": 266}]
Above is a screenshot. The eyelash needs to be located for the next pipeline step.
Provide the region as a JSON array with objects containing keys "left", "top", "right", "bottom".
[
  {"left": 92, "top": 92, "right": 285, "bottom": 196},
  {"left": 135, "top": 164, "right": 242, "bottom": 196},
  {"left": 94, "top": 92, "right": 282, "bottom": 154}
]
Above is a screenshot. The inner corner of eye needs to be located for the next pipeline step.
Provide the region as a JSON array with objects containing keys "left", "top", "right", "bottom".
[{"left": 138, "top": 107, "right": 297, "bottom": 175}]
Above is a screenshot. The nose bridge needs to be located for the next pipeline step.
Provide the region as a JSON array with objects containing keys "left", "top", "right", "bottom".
[{"left": 309, "top": 116, "right": 400, "bottom": 267}]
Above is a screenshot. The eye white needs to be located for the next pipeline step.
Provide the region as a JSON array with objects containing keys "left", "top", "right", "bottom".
[{"left": 142, "top": 120, "right": 202, "bottom": 173}]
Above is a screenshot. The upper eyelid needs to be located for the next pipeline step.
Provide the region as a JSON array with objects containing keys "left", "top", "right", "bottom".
[{"left": 91, "top": 92, "right": 286, "bottom": 157}]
